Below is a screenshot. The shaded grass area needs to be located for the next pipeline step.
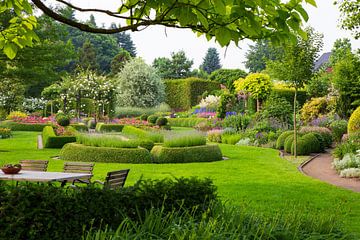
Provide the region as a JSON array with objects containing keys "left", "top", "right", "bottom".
[{"left": 1, "top": 131, "right": 360, "bottom": 236}]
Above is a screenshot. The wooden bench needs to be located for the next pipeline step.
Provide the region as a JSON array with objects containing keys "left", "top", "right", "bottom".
[
  {"left": 94, "top": 169, "right": 130, "bottom": 190},
  {"left": 20, "top": 160, "right": 49, "bottom": 172}
]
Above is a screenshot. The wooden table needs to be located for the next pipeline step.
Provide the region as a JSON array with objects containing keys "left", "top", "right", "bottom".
[{"left": 0, "top": 171, "right": 92, "bottom": 186}]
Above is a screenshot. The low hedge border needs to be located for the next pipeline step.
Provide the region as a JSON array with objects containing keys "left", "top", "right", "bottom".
[
  {"left": 150, "top": 144, "right": 223, "bottom": 163},
  {"left": 0, "top": 121, "right": 50, "bottom": 132},
  {"left": 60, "top": 143, "right": 152, "bottom": 163},
  {"left": 42, "top": 126, "right": 77, "bottom": 148},
  {"left": 167, "top": 118, "right": 207, "bottom": 127},
  {"left": 96, "top": 123, "right": 124, "bottom": 133},
  {"left": 70, "top": 123, "right": 88, "bottom": 132}
]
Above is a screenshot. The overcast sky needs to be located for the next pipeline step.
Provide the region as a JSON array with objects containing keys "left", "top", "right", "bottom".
[{"left": 71, "top": 0, "right": 360, "bottom": 70}]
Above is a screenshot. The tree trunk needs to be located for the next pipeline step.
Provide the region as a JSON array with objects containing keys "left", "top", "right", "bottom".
[
  {"left": 293, "top": 88, "right": 298, "bottom": 159},
  {"left": 256, "top": 98, "right": 260, "bottom": 112}
]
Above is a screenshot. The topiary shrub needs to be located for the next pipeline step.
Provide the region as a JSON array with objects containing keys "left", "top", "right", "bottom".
[
  {"left": 276, "top": 131, "right": 293, "bottom": 150},
  {"left": 56, "top": 116, "right": 70, "bottom": 127},
  {"left": 348, "top": 106, "right": 360, "bottom": 135},
  {"left": 284, "top": 135, "right": 295, "bottom": 153},
  {"left": 291, "top": 139, "right": 312, "bottom": 156},
  {"left": 140, "top": 113, "right": 148, "bottom": 121},
  {"left": 330, "top": 120, "right": 348, "bottom": 142},
  {"left": 96, "top": 124, "right": 124, "bottom": 133},
  {"left": 42, "top": 126, "right": 76, "bottom": 148},
  {"left": 60, "top": 143, "right": 152, "bottom": 163},
  {"left": 156, "top": 117, "right": 168, "bottom": 126},
  {"left": 147, "top": 115, "right": 159, "bottom": 124},
  {"left": 301, "top": 133, "right": 321, "bottom": 153},
  {"left": 299, "top": 126, "right": 333, "bottom": 148},
  {"left": 312, "top": 132, "right": 325, "bottom": 153},
  {"left": 151, "top": 144, "right": 222, "bottom": 163}
]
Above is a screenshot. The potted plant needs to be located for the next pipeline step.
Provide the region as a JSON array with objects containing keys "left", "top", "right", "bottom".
[{"left": 1, "top": 164, "right": 22, "bottom": 174}]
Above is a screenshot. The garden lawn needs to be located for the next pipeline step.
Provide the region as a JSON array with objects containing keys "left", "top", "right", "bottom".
[{"left": 1, "top": 131, "right": 360, "bottom": 236}]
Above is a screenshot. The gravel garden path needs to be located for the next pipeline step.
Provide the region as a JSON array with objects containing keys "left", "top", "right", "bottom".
[{"left": 301, "top": 152, "right": 360, "bottom": 192}]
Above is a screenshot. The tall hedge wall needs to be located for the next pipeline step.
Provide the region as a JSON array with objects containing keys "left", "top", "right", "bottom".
[
  {"left": 164, "top": 78, "right": 220, "bottom": 110},
  {"left": 272, "top": 88, "right": 308, "bottom": 107}
]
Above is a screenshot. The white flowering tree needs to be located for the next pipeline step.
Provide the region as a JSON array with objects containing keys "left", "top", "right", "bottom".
[
  {"left": 116, "top": 58, "right": 165, "bottom": 108},
  {"left": 0, "top": 79, "right": 25, "bottom": 113},
  {"left": 22, "top": 97, "right": 48, "bottom": 114}
]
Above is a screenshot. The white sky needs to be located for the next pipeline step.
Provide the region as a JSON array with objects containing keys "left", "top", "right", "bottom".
[{"left": 70, "top": 0, "right": 360, "bottom": 70}]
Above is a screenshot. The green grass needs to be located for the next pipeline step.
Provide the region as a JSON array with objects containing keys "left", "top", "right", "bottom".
[{"left": 1, "top": 131, "right": 360, "bottom": 236}]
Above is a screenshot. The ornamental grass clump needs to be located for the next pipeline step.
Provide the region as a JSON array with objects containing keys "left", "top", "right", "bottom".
[{"left": 164, "top": 134, "right": 206, "bottom": 148}]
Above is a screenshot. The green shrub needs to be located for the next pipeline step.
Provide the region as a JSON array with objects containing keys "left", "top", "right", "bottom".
[
  {"left": 70, "top": 123, "right": 88, "bottom": 132},
  {"left": 60, "top": 143, "right": 152, "bottom": 163},
  {"left": 42, "top": 126, "right": 76, "bottom": 148},
  {"left": 348, "top": 106, "right": 360, "bottom": 135},
  {"left": 330, "top": 120, "right": 348, "bottom": 142},
  {"left": 147, "top": 115, "right": 159, "bottom": 124},
  {"left": 312, "top": 132, "right": 325, "bottom": 152},
  {"left": 96, "top": 124, "right": 124, "bottom": 133},
  {"left": 276, "top": 131, "right": 293, "bottom": 149},
  {"left": 209, "top": 68, "right": 247, "bottom": 91},
  {"left": 291, "top": 139, "right": 312, "bottom": 156},
  {"left": 0, "top": 177, "right": 217, "bottom": 240},
  {"left": 164, "top": 78, "right": 220, "bottom": 110},
  {"left": 0, "top": 121, "right": 49, "bottom": 132},
  {"left": 222, "top": 114, "right": 251, "bottom": 132},
  {"left": 140, "top": 113, "right": 148, "bottom": 121},
  {"left": 301, "top": 133, "right": 321, "bottom": 153},
  {"left": 299, "top": 126, "right": 333, "bottom": 147},
  {"left": 56, "top": 115, "right": 70, "bottom": 127},
  {"left": 164, "top": 135, "right": 206, "bottom": 147},
  {"left": 115, "top": 103, "right": 171, "bottom": 118},
  {"left": 221, "top": 134, "right": 242, "bottom": 145},
  {"left": 151, "top": 145, "right": 222, "bottom": 163},
  {"left": 122, "top": 126, "right": 164, "bottom": 143},
  {"left": 272, "top": 88, "right": 308, "bottom": 107},
  {"left": 167, "top": 118, "right": 207, "bottom": 127},
  {"left": 333, "top": 141, "right": 360, "bottom": 159},
  {"left": 284, "top": 135, "right": 295, "bottom": 153},
  {"left": 0, "top": 128, "right": 11, "bottom": 139},
  {"left": 156, "top": 117, "right": 168, "bottom": 126}
]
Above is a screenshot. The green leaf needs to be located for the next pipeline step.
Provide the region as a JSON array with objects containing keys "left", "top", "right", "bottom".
[
  {"left": 215, "top": 28, "right": 232, "bottom": 46},
  {"left": 213, "top": 0, "right": 226, "bottom": 15},
  {"left": 194, "top": 9, "right": 209, "bottom": 29},
  {"left": 295, "top": 5, "right": 309, "bottom": 21},
  {"left": 305, "top": 0, "right": 317, "bottom": 7},
  {"left": 3, "top": 43, "right": 18, "bottom": 59}
]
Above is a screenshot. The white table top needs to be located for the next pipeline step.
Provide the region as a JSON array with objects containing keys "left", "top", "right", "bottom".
[{"left": 0, "top": 170, "right": 92, "bottom": 182}]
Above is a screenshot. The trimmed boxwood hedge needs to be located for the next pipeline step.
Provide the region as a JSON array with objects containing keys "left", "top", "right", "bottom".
[
  {"left": 42, "top": 126, "right": 76, "bottom": 148},
  {"left": 0, "top": 121, "right": 49, "bottom": 132},
  {"left": 301, "top": 133, "right": 321, "bottom": 153},
  {"left": 96, "top": 123, "right": 124, "bottom": 133},
  {"left": 70, "top": 123, "right": 88, "bottom": 132},
  {"left": 284, "top": 135, "right": 295, "bottom": 153},
  {"left": 276, "top": 131, "right": 293, "bottom": 150},
  {"left": 60, "top": 143, "right": 152, "bottom": 163},
  {"left": 150, "top": 144, "right": 222, "bottom": 163},
  {"left": 167, "top": 118, "right": 207, "bottom": 127},
  {"left": 291, "top": 139, "right": 312, "bottom": 156},
  {"left": 164, "top": 78, "right": 220, "bottom": 110}
]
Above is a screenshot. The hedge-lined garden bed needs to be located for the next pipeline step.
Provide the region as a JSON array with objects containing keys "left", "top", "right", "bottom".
[
  {"left": 42, "top": 126, "right": 77, "bottom": 148},
  {"left": 151, "top": 144, "right": 222, "bottom": 163},
  {"left": 0, "top": 121, "right": 50, "bottom": 132},
  {"left": 60, "top": 143, "right": 152, "bottom": 163}
]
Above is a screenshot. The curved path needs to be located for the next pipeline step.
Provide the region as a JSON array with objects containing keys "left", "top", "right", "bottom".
[{"left": 301, "top": 152, "right": 360, "bottom": 192}]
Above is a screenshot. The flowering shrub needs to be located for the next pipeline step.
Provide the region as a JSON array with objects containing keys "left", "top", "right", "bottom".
[
  {"left": 199, "top": 95, "right": 220, "bottom": 111},
  {"left": 300, "top": 97, "right": 334, "bottom": 124},
  {"left": 6, "top": 111, "right": 27, "bottom": 120},
  {"left": 22, "top": 97, "right": 47, "bottom": 113},
  {"left": 333, "top": 152, "right": 360, "bottom": 172},
  {"left": 54, "top": 125, "right": 75, "bottom": 136},
  {"left": 339, "top": 168, "right": 360, "bottom": 178},
  {"left": 0, "top": 128, "right": 11, "bottom": 139},
  {"left": 207, "top": 129, "right": 223, "bottom": 143}
]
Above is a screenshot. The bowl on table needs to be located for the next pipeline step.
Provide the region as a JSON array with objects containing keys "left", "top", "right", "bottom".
[{"left": 1, "top": 164, "right": 22, "bottom": 174}]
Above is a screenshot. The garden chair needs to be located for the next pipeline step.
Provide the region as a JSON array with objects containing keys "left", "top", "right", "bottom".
[
  {"left": 63, "top": 162, "right": 94, "bottom": 185},
  {"left": 94, "top": 169, "right": 130, "bottom": 190},
  {"left": 20, "top": 160, "right": 49, "bottom": 172}
]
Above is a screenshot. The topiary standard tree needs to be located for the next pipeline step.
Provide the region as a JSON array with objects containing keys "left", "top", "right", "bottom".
[
  {"left": 116, "top": 58, "right": 165, "bottom": 108},
  {"left": 1, "top": 0, "right": 315, "bottom": 59},
  {"left": 200, "top": 48, "right": 221, "bottom": 74},
  {"left": 267, "top": 28, "right": 323, "bottom": 158}
]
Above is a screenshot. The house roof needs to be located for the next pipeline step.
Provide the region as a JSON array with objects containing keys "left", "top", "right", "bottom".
[{"left": 314, "top": 52, "right": 332, "bottom": 71}]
